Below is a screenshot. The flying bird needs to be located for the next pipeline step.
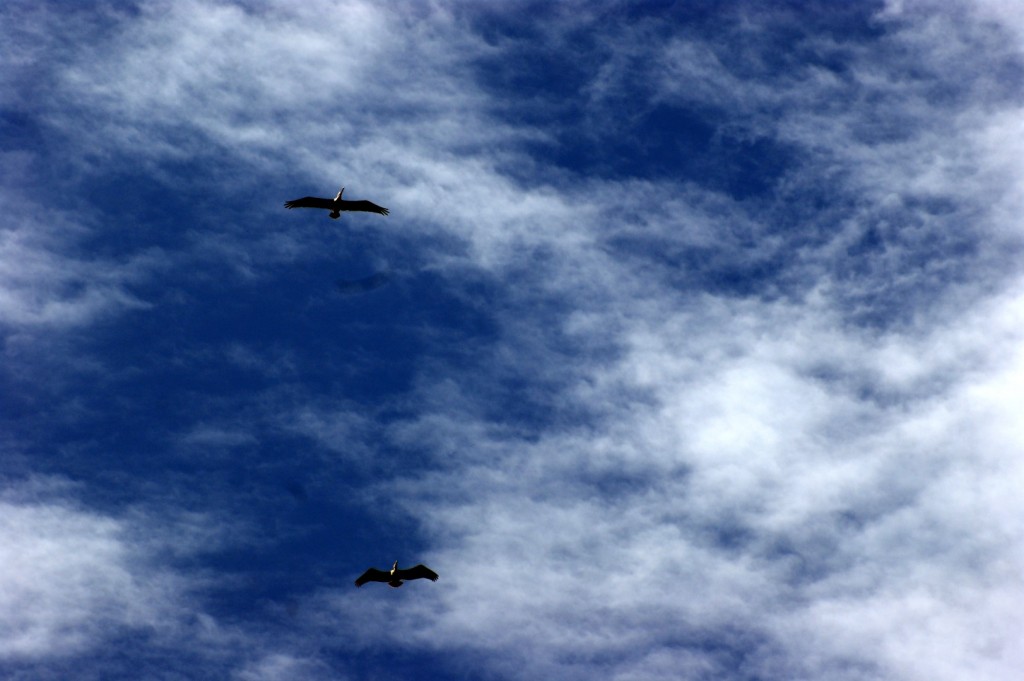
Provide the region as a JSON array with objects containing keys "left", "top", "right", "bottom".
[
  {"left": 284, "top": 187, "right": 389, "bottom": 219},
  {"left": 355, "top": 561, "right": 439, "bottom": 588}
]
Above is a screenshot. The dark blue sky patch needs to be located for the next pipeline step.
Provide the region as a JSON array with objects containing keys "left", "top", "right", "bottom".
[
  {"left": 464, "top": 1, "right": 884, "bottom": 198},
  {"left": 331, "top": 646, "right": 467, "bottom": 681},
  {"left": 1, "top": 252, "right": 504, "bottom": 520},
  {"left": 0, "top": 111, "right": 46, "bottom": 155},
  {"left": 193, "top": 494, "right": 434, "bottom": 622},
  {"left": 336, "top": 271, "right": 392, "bottom": 296},
  {"left": 551, "top": 103, "right": 794, "bottom": 195},
  {"left": 490, "top": 74, "right": 796, "bottom": 197}
]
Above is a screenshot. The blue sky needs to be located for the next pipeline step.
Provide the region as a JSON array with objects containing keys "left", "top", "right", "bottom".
[{"left": 3, "top": 1, "right": 1023, "bottom": 679}]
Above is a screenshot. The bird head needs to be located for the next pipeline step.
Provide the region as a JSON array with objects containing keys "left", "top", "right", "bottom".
[
  {"left": 391, "top": 561, "right": 399, "bottom": 576},
  {"left": 334, "top": 187, "right": 345, "bottom": 201}
]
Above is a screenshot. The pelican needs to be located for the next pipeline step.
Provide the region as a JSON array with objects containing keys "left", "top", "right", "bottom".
[
  {"left": 355, "top": 561, "right": 438, "bottom": 588},
  {"left": 284, "top": 187, "right": 389, "bottom": 219}
]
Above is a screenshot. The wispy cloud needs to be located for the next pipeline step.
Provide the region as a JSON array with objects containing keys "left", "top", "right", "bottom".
[
  {"left": 332, "top": 278, "right": 1023, "bottom": 679},
  {"left": 3, "top": 1, "right": 1023, "bottom": 679},
  {"left": 0, "top": 196, "right": 158, "bottom": 330},
  {"left": 0, "top": 479, "right": 192, "bottom": 659}
]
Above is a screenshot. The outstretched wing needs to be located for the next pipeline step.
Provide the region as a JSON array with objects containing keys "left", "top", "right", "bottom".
[
  {"left": 394, "top": 564, "right": 438, "bottom": 582},
  {"left": 284, "top": 196, "right": 335, "bottom": 210},
  {"left": 355, "top": 567, "right": 392, "bottom": 587},
  {"left": 341, "top": 199, "right": 389, "bottom": 216}
]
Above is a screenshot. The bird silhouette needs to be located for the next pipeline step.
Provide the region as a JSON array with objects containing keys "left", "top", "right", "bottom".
[
  {"left": 355, "top": 561, "right": 438, "bottom": 588},
  {"left": 284, "top": 186, "right": 389, "bottom": 219}
]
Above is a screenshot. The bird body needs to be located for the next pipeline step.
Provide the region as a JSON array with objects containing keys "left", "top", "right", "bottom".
[
  {"left": 355, "top": 561, "right": 439, "bottom": 588},
  {"left": 284, "top": 187, "right": 389, "bottom": 219}
]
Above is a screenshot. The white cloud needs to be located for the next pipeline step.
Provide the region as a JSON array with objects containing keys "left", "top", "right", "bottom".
[
  {"left": 0, "top": 478, "right": 284, "bottom": 679},
  {"left": 234, "top": 652, "right": 337, "bottom": 681},
  {"left": 328, "top": 278, "right": 1024, "bottom": 680},
  {"left": 42, "top": 0, "right": 495, "bottom": 173},
  {"left": 0, "top": 489, "right": 185, "bottom": 658},
  {"left": 0, "top": 197, "right": 158, "bottom": 330}
]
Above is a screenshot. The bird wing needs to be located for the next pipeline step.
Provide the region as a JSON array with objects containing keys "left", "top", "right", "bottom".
[
  {"left": 394, "top": 564, "right": 439, "bottom": 582},
  {"left": 341, "top": 199, "right": 389, "bottom": 216},
  {"left": 284, "top": 196, "right": 335, "bottom": 210},
  {"left": 354, "top": 567, "right": 392, "bottom": 587}
]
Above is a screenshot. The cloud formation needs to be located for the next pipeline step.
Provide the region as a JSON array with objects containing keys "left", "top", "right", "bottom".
[
  {"left": 0, "top": 481, "right": 187, "bottom": 659},
  {"left": 2, "top": 1, "right": 1023, "bottom": 679}
]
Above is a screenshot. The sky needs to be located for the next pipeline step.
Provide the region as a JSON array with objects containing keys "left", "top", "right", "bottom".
[{"left": 2, "top": 0, "right": 1023, "bottom": 679}]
